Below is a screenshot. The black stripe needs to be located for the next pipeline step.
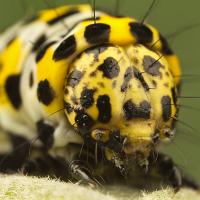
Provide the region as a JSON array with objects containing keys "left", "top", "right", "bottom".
[
  {"left": 36, "top": 41, "right": 56, "bottom": 62},
  {"left": 47, "top": 9, "right": 79, "bottom": 25}
]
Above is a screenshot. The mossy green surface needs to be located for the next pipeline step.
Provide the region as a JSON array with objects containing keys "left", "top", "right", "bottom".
[{"left": 0, "top": 175, "right": 199, "bottom": 200}]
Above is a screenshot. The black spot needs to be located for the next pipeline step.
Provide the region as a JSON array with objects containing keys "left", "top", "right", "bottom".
[
  {"left": 47, "top": 9, "right": 79, "bottom": 25},
  {"left": 159, "top": 34, "right": 173, "bottom": 55},
  {"left": 29, "top": 71, "right": 34, "bottom": 88},
  {"left": 98, "top": 57, "right": 120, "bottom": 79},
  {"left": 89, "top": 71, "right": 97, "bottom": 77},
  {"left": 171, "top": 87, "right": 177, "bottom": 105},
  {"left": 80, "top": 88, "right": 95, "bottom": 108},
  {"left": 97, "top": 95, "right": 111, "bottom": 123},
  {"left": 75, "top": 109, "right": 94, "bottom": 134},
  {"left": 161, "top": 96, "right": 172, "bottom": 122},
  {"left": 64, "top": 101, "right": 73, "bottom": 114},
  {"left": 36, "top": 120, "right": 55, "bottom": 149},
  {"left": 151, "top": 80, "right": 157, "bottom": 87},
  {"left": 84, "top": 23, "right": 110, "bottom": 44},
  {"left": 133, "top": 67, "right": 149, "bottom": 91},
  {"left": 36, "top": 41, "right": 56, "bottom": 62},
  {"left": 143, "top": 55, "right": 162, "bottom": 77},
  {"left": 97, "top": 82, "right": 105, "bottom": 88},
  {"left": 139, "top": 100, "right": 151, "bottom": 119},
  {"left": 129, "top": 22, "right": 153, "bottom": 44},
  {"left": 67, "top": 70, "right": 83, "bottom": 88},
  {"left": 123, "top": 99, "right": 150, "bottom": 120},
  {"left": 5, "top": 74, "right": 21, "bottom": 109},
  {"left": 121, "top": 67, "right": 133, "bottom": 92},
  {"left": 32, "top": 34, "right": 47, "bottom": 52},
  {"left": 53, "top": 35, "right": 76, "bottom": 61},
  {"left": 37, "top": 79, "right": 55, "bottom": 106}
]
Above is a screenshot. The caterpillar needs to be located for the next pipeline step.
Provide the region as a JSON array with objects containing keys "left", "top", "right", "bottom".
[{"left": 0, "top": 0, "right": 199, "bottom": 191}]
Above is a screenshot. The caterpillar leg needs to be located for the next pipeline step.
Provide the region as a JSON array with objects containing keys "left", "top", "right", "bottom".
[
  {"left": 0, "top": 133, "right": 30, "bottom": 172},
  {"left": 21, "top": 154, "right": 69, "bottom": 180},
  {"left": 150, "top": 153, "right": 200, "bottom": 191},
  {"left": 69, "top": 160, "right": 101, "bottom": 187}
]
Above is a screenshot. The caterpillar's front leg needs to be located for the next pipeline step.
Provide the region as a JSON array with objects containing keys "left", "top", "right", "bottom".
[
  {"left": 69, "top": 160, "right": 101, "bottom": 187},
  {"left": 149, "top": 153, "right": 200, "bottom": 191}
]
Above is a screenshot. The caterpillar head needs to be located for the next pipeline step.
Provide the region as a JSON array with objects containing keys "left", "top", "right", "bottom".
[{"left": 60, "top": 16, "right": 180, "bottom": 170}]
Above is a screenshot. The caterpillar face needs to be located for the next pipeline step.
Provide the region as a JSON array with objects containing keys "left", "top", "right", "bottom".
[{"left": 62, "top": 16, "right": 179, "bottom": 163}]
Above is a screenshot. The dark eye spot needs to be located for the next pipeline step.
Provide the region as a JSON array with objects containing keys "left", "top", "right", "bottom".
[{"left": 64, "top": 101, "right": 73, "bottom": 114}]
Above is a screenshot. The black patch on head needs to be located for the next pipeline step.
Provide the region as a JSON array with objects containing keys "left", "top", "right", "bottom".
[
  {"left": 36, "top": 41, "right": 56, "bottom": 62},
  {"left": 37, "top": 79, "right": 55, "bottom": 106},
  {"left": 159, "top": 34, "right": 173, "bottom": 55},
  {"left": 98, "top": 57, "right": 120, "bottom": 79},
  {"left": 161, "top": 96, "right": 171, "bottom": 122},
  {"left": 5, "top": 74, "right": 21, "bottom": 109},
  {"left": 32, "top": 34, "right": 47, "bottom": 52},
  {"left": 139, "top": 100, "right": 151, "bottom": 118},
  {"left": 123, "top": 99, "right": 151, "bottom": 120},
  {"left": 36, "top": 120, "right": 55, "bottom": 149},
  {"left": 133, "top": 67, "right": 149, "bottom": 91},
  {"left": 29, "top": 71, "right": 34, "bottom": 88},
  {"left": 121, "top": 67, "right": 133, "bottom": 92},
  {"left": 129, "top": 22, "right": 153, "bottom": 44},
  {"left": 53, "top": 35, "right": 76, "bottom": 61},
  {"left": 47, "top": 9, "right": 79, "bottom": 25},
  {"left": 84, "top": 23, "right": 110, "bottom": 44},
  {"left": 67, "top": 70, "right": 83, "bottom": 88},
  {"left": 64, "top": 101, "right": 73, "bottom": 114},
  {"left": 97, "top": 95, "right": 112, "bottom": 123},
  {"left": 75, "top": 109, "right": 94, "bottom": 134},
  {"left": 80, "top": 88, "right": 95, "bottom": 108},
  {"left": 171, "top": 87, "right": 177, "bottom": 105},
  {"left": 143, "top": 55, "right": 163, "bottom": 77}
]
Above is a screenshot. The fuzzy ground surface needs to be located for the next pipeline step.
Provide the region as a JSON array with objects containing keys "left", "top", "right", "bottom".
[{"left": 0, "top": 175, "right": 199, "bottom": 200}]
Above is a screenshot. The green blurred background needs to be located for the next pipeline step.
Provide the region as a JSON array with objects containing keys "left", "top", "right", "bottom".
[{"left": 0, "top": 0, "right": 200, "bottom": 182}]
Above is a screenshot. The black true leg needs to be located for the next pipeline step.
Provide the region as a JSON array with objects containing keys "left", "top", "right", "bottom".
[
  {"left": 152, "top": 153, "right": 200, "bottom": 191},
  {"left": 69, "top": 160, "right": 100, "bottom": 187},
  {"left": 21, "top": 154, "right": 69, "bottom": 180}
]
